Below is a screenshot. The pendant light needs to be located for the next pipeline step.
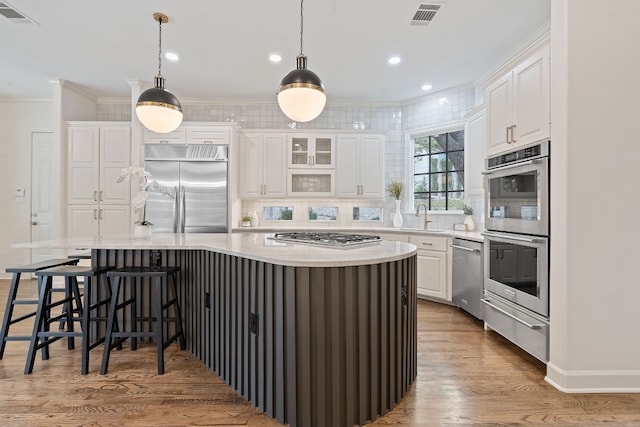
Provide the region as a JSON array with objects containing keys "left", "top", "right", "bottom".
[
  {"left": 135, "top": 13, "right": 183, "bottom": 134},
  {"left": 277, "top": 0, "right": 326, "bottom": 122}
]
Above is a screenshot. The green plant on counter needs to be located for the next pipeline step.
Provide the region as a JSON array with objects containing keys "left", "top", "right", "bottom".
[
  {"left": 463, "top": 205, "right": 473, "bottom": 215},
  {"left": 387, "top": 181, "right": 404, "bottom": 200},
  {"left": 242, "top": 215, "right": 251, "bottom": 222}
]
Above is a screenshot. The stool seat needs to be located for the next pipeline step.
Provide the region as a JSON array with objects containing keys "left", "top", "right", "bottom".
[
  {"left": 101, "top": 265, "right": 186, "bottom": 375},
  {"left": 1, "top": 258, "right": 80, "bottom": 360},
  {"left": 24, "top": 265, "right": 116, "bottom": 375}
]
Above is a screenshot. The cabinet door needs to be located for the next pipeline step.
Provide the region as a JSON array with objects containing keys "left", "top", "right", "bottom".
[
  {"left": 415, "top": 250, "right": 448, "bottom": 300},
  {"left": 186, "top": 126, "right": 230, "bottom": 145},
  {"left": 335, "top": 135, "right": 359, "bottom": 197},
  {"left": 288, "top": 135, "right": 311, "bottom": 168},
  {"left": 311, "top": 135, "right": 335, "bottom": 168},
  {"left": 262, "top": 135, "right": 287, "bottom": 197},
  {"left": 68, "top": 127, "right": 100, "bottom": 204},
  {"left": 486, "top": 72, "right": 513, "bottom": 156},
  {"left": 99, "top": 205, "right": 131, "bottom": 236},
  {"left": 99, "top": 126, "right": 131, "bottom": 204},
  {"left": 67, "top": 205, "right": 99, "bottom": 238},
  {"left": 238, "top": 133, "right": 263, "bottom": 197},
  {"left": 143, "top": 127, "right": 186, "bottom": 144},
  {"left": 464, "top": 108, "right": 486, "bottom": 196},
  {"left": 512, "top": 44, "right": 550, "bottom": 146},
  {"left": 359, "top": 136, "right": 383, "bottom": 197},
  {"left": 287, "top": 170, "right": 334, "bottom": 197}
]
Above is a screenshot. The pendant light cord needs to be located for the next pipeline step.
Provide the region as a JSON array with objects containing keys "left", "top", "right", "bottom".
[
  {"left": 157, "top": 16, "right": 163, "bottom": 76},
  {"left": 299, "top": 0, "right": 304, "bottom": 55}
]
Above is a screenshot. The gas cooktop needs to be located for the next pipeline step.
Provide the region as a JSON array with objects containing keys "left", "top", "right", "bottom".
[{"left": 270, "top": 232, "right": 381, "bottom": 247}]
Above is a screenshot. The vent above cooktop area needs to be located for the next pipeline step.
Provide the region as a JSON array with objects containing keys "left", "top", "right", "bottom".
[
  {"left": 0, "top": 1, "right": 37, "bottom": 24},
  {"left": 410, "top": 3, "right": 444, "bottom": 26}
]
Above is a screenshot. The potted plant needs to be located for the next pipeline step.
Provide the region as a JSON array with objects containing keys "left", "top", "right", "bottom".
[
  {"left": 241, "top": 215, "right": 252, "bottom": 227},
  {"left": 463, "top": 204, "right": 475, "bottom": 231},
  {"left": 118, "top": 166, "right": 153, "bottom": 238},
  {"left": 387, "top": 180, "right": 404, "bottom": 228}
]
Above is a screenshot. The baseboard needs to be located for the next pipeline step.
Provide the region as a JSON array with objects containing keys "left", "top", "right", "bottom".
[{"left": 546, "top": 362, "right": 640, "bottom": 393}]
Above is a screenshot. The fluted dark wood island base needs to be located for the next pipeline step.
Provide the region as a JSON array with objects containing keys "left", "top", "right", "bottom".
[{"left": 19, "top": 234, "right": 417, "bottom": 427}]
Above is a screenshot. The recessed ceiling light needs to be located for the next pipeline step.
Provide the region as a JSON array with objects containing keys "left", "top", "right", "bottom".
[
  {"left": 269, "top": 54, "right": 282, "bottom": 63},
  {"left": 421, "top": 84, "right": 433, "bottom": 91},
  {"left": 165, "top": 52, "right": 179, "bottom": 61},
  {"left": 388, "top": 56, "right": 401, "bottom": 65}
]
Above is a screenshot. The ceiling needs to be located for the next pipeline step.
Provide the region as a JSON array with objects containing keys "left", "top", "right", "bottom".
[{"left": 0, "top": 0, "right": 550, "bottom": 103}]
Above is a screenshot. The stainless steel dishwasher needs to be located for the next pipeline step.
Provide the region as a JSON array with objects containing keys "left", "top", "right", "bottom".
[{"left": 451, "top": 237, "right": 483, "bottom": 320}]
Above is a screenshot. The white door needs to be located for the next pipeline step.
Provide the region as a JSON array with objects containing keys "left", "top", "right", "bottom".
[
  {"left": 31, "top": 132, "right": 55, "bottom": 263},
  {"left": 359, "top": 136, "right": 383, "bottom": 197}
]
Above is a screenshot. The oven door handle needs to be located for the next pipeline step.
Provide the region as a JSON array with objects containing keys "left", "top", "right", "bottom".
[
  {"left": 482, "top": 231, "right": 543, "bottom": 244},
  {"left": 481, "top": 299, "right": 544, "bottom": 329},
  {"left": 482, "top": 159, "right": 542, "bottom": 175}
]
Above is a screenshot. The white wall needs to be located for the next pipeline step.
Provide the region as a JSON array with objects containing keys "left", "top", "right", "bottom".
[
  {"left": 547, "top": 0, "right": 640, "bottom": 391},
  {"left": 0, "top": 100, "right": 53, "bottom": 276}
]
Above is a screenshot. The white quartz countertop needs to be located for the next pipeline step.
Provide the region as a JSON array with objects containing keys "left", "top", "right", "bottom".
[{"left": 13, "top": 232, "right": 417, "bottom": 268}]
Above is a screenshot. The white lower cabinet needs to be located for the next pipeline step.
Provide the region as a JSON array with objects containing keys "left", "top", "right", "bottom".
[
  {"left": 67, "top": 205, "right": 130, "bottom": 238},
  {"left": 409, "top": 235, "right": 452, "bottom": 301}
]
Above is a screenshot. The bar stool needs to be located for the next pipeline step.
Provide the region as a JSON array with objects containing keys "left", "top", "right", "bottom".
[
  {"left": 101, "top": 266, "right": 186, "bottom": 375},
  {"left": 0, "top": 258, "right": 80, "bottom": 360},
  {"left": 24, "top": 265, "right": 115, "bottom": 375}
]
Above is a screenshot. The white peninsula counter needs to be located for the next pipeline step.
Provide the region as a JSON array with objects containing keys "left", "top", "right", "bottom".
[{"left": 14, "top": 233, "right": 418, "bottom": 427}]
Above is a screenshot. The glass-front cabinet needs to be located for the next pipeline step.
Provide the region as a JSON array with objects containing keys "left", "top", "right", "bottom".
[
  {"left": 287, "top": 134, "right": 335, "bottom": 168},
  {"left": 287, "top": 170, "right": 335, "bottom": 197}
]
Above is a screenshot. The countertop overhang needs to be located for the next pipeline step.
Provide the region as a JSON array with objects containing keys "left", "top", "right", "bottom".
[{"left": 13, "top": 232, "right": 417, "bottom": 268}]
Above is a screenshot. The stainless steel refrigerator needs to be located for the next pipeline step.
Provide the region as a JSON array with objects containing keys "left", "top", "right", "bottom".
[{"left": 144, "top": 144, "right": 228, "bottom": 233}]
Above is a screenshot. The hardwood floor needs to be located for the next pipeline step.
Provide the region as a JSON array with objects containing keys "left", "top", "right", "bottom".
[{"left": 1, "top": 279, "right": 639, "bottom": 426}]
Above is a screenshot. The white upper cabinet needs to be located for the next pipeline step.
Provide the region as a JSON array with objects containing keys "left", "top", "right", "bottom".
[
  {"left": 464, "top": 107, "right": 486, "bottom": 197},
  {"left": 239, "top": 132, "right": 287, "bottom": 198},
  {"left": 336, "top": 134, "right": 384, "bottom": 198},
  {"left": 68, "top": 125, "right": 131, "bottom": 205},
  {"left": 287, "top": 134, "right": 335, "bottom": 168},
  {"left": 143, "top": 123, "right": 233, "bottom": 145},
  {"left": 486, "top": 44, "right": 550, "bottom": 156}
]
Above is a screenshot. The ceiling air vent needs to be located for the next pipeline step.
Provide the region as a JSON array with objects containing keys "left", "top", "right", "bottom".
[
  {"left": 0, "top": 1, "right": 37, "bottom": 24},
  {"left": 410, "top": 3, "right": 444, "bottom": 27}
]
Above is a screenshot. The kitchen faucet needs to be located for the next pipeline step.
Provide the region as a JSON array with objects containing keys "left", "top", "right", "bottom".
[{"left": 415, "top": 203, "right": 431, "bottom": 230}]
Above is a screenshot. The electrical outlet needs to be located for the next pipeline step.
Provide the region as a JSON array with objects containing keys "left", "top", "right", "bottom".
[
  {"left": 249, "top": 313, "right": 259, "bottom": 335},
  {"left": 205, "top": 292, "right": 211, "bottom": 309},
  {"left": 150, "top": 251, "right": 162, "bottom": 267}
]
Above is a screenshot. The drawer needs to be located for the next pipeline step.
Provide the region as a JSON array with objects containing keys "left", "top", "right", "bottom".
[
  {"left": 409, "top": 235, "right": 448, "bottom": 251},
  {"left": 482, "top": 295, "right": 549, "bottom": 363}
]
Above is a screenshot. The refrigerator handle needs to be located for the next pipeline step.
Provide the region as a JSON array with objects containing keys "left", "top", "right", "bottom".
[
  {"left": 180, "top": 185, "right": 186, "bottom": 233},
  {"left": 172, "top": 186, "right": 179, "bottom": 233}
]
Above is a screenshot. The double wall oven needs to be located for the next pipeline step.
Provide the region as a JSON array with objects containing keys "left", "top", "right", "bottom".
[{"left": 481, "top": 140, "right": 550, "bottom": 362}]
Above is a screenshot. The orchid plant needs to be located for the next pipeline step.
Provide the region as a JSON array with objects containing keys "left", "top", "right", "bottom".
[{"left": 118, "top": 166, "right": 152, "bottom": 226}]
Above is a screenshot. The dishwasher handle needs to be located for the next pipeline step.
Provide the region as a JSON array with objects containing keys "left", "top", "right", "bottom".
[{"left": 451, "top": 244, "right": 481, "bottom": 253}]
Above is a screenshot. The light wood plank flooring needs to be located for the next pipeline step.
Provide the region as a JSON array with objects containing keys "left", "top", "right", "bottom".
[{"left": 0, "top": 279, "right": 638, "bottom": 426}]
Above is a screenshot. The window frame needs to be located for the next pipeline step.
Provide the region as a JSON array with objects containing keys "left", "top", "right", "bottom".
[{"left": 405, "top": 121, "right": 466, "bottom": 213}]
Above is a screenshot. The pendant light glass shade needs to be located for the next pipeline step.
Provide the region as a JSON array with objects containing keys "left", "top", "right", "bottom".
[
  {"left": 135, "top": 13, "right": 183, "bottom": 134},
  {"left": 278, "top": 54, "right": 326, "bottom": 122},
  {"left": 277, "top": 0, "right": 326, "bottom": 122}
]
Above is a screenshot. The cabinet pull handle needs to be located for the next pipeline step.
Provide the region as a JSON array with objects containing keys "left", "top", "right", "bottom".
[
  {"left": 263, "top": 184, "right": 267, "bottom": 194},
  {"left": 159, "top": 140, "right": 169, "bottom": 144},
  {"left": 94, "top": 190, "right": 98, "bottom": 202},
  {"left": 99, "top": 209, "right": 103, "bottom": 220},
  {"left": 422, "top": 242, "right": 433, "bottom": 246},
  {"left": 511, "top": 124, "right": 516, "bottom": 143},
  {"left": 506, "top": 127, "right": 510, "bottom": 144},
  {"left": 93, "top": 209, "right": 97, "bottom": 220},
  {"left": 99, "top": 190, "right": 103, "bottom": 201}
]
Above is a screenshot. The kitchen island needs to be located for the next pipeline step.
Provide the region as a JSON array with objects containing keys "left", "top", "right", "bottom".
[{"left": 16, "top": 233, "right": 417, "bottom": 427}]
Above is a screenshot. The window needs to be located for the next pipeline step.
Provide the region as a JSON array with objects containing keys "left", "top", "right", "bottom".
[{"left": 413, "top": 130, "right": 464, "bottom": 210}]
